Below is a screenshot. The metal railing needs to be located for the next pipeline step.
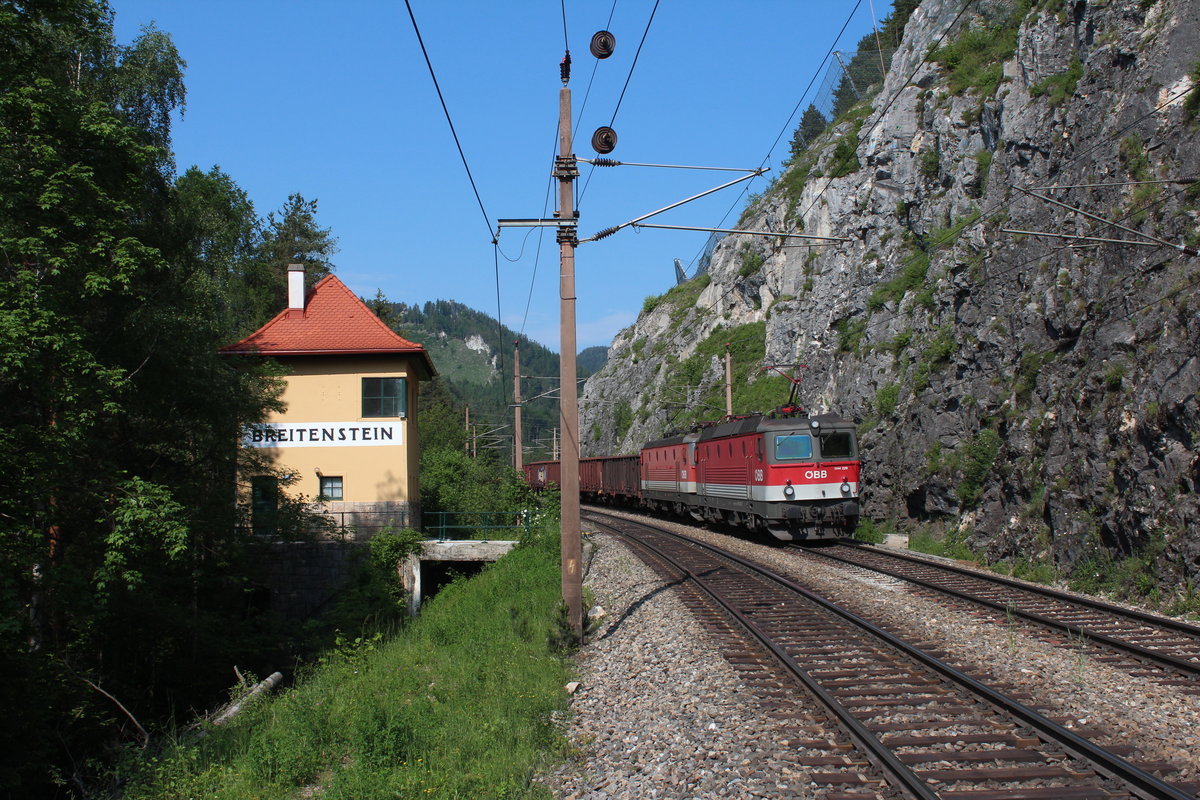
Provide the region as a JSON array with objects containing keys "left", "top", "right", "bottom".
[
  {"left": 240, "top": 508, "right": 532, "bottom": 541},
  {"left": 421, "top": 511, "right": 532, "bottom": 541}
]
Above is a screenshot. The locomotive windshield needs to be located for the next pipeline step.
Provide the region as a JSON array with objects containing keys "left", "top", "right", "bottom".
[
  {"left": 818, "top": 431, "right": 856, "bottom": 458},
  {"left": 773, "top": 434, "right": 812, "bottom": 460}
]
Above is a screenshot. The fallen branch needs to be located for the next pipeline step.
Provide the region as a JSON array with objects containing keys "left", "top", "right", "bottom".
[
  {"left": 211, "top": 671, "right": 283, "bottom": 726},
  {"left": 75, "top": 671, "right": 150, "bottom": 748}
]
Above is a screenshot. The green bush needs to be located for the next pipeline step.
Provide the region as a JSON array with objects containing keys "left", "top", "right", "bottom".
[
  {"left": 956, "top": 427, "right": 1001, "bottom": 507},
  {"left": 837, "top": 318, "right": 868, "bottom": 353},
  {"left": 854, "top": 518, "right": 889, "bottom": 544},
  {"left": 868, "top": 249, "right": 930, "bottom": 311},
  {"left": 874, "top": 384, "right": 901, "bottom": 419},
  {"left": 974, "top": 149, "right": 993, "bottom": 195},
  {"left": 613, "top": 399, "right": 634, "bottom": 442},
  {"left": 738, "top": 246, "right": 765, "bottom": 277},
  {"left": 826, "top": 122, "right": 864, "bottom": 179},
  {"left": 1185, "top": 61, "right": 1200, "bottom": 121},
  {"left": 909, "top": 527, "right": 975, "bottom": 560},
  {"left": 1028, "top": 55, "right": 1082, "bottom": 105},
  {"left": 929, "top": 19, "right": 1019, "bottom": 96},
  {"left": 919, "top": 147, "right": 940, "bottom": 179},
  {"left": 1103, "top": 363, "right": 1127, "bottom": 390}
]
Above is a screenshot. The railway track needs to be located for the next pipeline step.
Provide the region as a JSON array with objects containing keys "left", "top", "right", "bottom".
[
  {"left": 584, "top": 508, "right": 1197, "bottom": 800},
  {"left": 805, "top": 543, "right": 1200, "bottom": 689}
]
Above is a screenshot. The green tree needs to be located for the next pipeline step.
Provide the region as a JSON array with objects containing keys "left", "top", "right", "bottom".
[
  {"left": 789, "top": 104, "right": 828, "bottom": 159},
  {"left": 0, "top": 3, "right": 287, "bottom": 793}
]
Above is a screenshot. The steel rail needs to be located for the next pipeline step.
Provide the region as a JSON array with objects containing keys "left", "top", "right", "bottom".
[
  {"left": 586, "top": 513, "right": 939, "bottom": 800},
  {"left": 809, "top": 545, "right": 1200, "bottom": 678},
  {"left": 835, "top": 541, "right": 1200, "bottom": 639},
  {"left": 586, "top": 509, "right": 1194, "bottom": 800}
]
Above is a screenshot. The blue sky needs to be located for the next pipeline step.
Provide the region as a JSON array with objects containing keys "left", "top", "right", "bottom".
[{"left": 110, "top": 1, "right": 882, "bottom": 351}]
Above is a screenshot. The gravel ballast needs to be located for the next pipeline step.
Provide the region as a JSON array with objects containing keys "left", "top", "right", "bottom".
[{"left": 539, "top": 514, "right": 1200, "bottom": 797}]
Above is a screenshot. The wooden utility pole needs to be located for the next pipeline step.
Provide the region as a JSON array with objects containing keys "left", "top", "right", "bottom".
[
  {"left": 513, "top": 340, "right": 523, "bottom": 471},
  {"left": 556, "top": 78, "right": 583, "bottom": 641},
  {"left": 464, "top": 405, "right": 470, "bottom": 455}
]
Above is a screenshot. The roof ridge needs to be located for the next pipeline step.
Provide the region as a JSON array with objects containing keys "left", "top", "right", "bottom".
[{"left": 218, "top": 274, "right": 437, "bottom": 378}]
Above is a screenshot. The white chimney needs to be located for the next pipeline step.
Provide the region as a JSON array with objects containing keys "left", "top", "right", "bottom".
[{"left": 287, "top": 263, "right": 305, "bottom": 311}]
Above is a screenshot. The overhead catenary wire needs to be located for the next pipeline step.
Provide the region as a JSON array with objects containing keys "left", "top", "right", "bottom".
[
  {"left": 403, "top": 0, "right": 492, "bottom": 239},
  {"left": 607, "top": 0, "right": 659, "bottom": 127},
  {"left": 678, "top": 0, "right": 866, "bottom": 278},
  {"left": 403, "top": 0, "right": 505, "bottom": 376}
]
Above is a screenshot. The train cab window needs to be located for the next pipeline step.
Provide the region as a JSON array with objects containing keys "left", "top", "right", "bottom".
[
  {"left": 773, "top": 434, "right": 813, "bottom": 461},
  {"left": 819, "top": 431, "right": 856, "bottom": 458}
]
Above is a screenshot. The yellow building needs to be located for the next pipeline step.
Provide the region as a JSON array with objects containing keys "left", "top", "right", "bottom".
[{"left": 221, "top": 265, "right": 436, "bottom": 536}]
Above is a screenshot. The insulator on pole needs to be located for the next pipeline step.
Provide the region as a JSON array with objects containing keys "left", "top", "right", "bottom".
[
  {"left": 592, "top": 158, "right": 621, "bottom": 167},
  {"left": 591, "top": 126, "right": 617, "bottom": 154},
  {"left": 592, "top": 226, "right": 619, "bottom": 241},
  {"left": 560, "top": 51, "right": 571, "bottom": 84},
  {"left": 590, "top": 30, "right": 616, "bottom": 58}
]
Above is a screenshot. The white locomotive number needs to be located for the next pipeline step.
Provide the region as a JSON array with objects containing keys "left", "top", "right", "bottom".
[
  {"left": 804, "top": 469, "right": 828, "bottom": 480},
  {"left": 754, "top": 469, "right": 764, "bottom": 481}
]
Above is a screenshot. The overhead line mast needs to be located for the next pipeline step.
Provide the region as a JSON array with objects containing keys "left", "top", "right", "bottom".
[{"left": 556, "top": 52, "right": 583, "bottom": 641}]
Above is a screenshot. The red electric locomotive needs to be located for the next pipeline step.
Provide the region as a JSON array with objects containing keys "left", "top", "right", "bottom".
[
  {"left": 523, "top": 365, "right": 860, "bottom": 541},
  {"left": 523, "top": 413, "right": 860, "bottom": 542},
  {"left": 685, "top": 412, "right": 858, "bottom": 539}
]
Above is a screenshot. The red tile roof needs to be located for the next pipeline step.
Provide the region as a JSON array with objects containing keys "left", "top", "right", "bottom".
[{"left": 220, "top": 275, "right": 436, "bottom": 377}]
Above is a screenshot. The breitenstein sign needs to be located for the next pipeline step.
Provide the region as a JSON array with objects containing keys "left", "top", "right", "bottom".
[{"left": 241, "top": 421, "right": 403, "bottom": 448}]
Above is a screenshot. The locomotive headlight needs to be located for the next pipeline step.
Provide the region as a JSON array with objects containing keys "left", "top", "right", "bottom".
[
  {"left": 841, "top": 481, "right": 852, "bottom": 496},
  {"left": 809, "top": 419, "right": 820, "bottom": 432},
  {"left": 783, "top": 480, "right": 795, "bottom": 499}
]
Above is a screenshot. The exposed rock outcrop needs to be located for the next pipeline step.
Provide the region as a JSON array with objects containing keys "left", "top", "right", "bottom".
[{"left": 580, "top": 0, "right": 1200, "bottom": 589}]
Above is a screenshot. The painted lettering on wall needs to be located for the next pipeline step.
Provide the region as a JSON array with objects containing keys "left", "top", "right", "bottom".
[{"left": 241, "top": 421, "right": 404, "bottom": 448}]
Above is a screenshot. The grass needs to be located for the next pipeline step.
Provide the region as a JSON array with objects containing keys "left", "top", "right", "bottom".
[
  {"left": 854, "top": 518, "right": 889, "bottom": 544},
  {"left": 826, "top": 116, "right": 866, "bottom": 179},
  {"left": 908, "top": 527, "right": 976, "bottom": 560},
  {"left": 911, "top": 326, "right": 957, "bottom": 392},
  {"left": 124, "top": 522, "right": 573, "bottom": 800},
  {"left": 836, "top": 317, "right": 868, "bottom": 353},
  {"left": 928, "top": 15, "right": 1020, "bottom": 97},
  {"left": 1185, "top": 61, "right": 1200, "bottom": 121},
  {"left": 868, "top": 248, "right": 930, "bottom": 311},
  {"left": 1029, "top": 55, "right": 1082, "bottom": 105}
]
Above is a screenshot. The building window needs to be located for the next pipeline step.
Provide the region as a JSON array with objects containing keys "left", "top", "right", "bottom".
[
  {"left": 319, "top": 475, "right": 343, "bottom": 501},
  {"left": 250, "top": 476, "right": 278, "bottom": 535},
  {"left": 362, "top": 377, "right": 407, "bottom": 418}
]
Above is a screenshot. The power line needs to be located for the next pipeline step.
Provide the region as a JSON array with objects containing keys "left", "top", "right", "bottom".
[
  {"left": 681, "top": 0, "right": 865, "bottom": 277},
  {"left": 402, "top": 0, "right": 492, "bottom": 239},
  {"left": 608, "top": 0, "right": 660, "bottom": 127}
]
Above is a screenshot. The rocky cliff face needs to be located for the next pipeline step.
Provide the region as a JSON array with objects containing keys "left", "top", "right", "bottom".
[{"left": 580, "top": 0, "right": 1200, "bottom": 588}]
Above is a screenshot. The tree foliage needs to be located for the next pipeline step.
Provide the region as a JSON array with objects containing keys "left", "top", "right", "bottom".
[
  {"left": 789, "top": 104, "right": 828, "bottom": 160},
  {"left": 0, "top": 2, "right": 340, "bottom": 794}
]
